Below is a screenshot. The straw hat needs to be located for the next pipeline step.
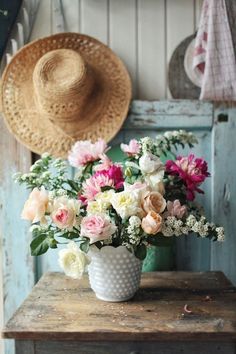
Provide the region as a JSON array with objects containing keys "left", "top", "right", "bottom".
[{"left": 0, "top": 33, "right": 132, "bottom": 157}]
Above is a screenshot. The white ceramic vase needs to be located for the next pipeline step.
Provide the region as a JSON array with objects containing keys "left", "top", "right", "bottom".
[{"left": 88, "top": 245, "right": 142, "bottom": 302}]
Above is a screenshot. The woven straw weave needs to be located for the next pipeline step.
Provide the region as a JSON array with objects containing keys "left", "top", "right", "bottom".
[{"left": 0, "top": 33, "right": 132, "bottom": 157}]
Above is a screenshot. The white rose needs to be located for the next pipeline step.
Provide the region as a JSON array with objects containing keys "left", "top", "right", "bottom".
[
  {"left": 139, "top": 153, "right": 164, "bottom": 174},
  {"left": 111, "top": 191, "right": 141, "bottom": 219},
  {"left": 58, "top": 241, "right": 90, "bottom": 279},
  {"left": 145, "top": 172, "right": 165, "bottom": 193}
]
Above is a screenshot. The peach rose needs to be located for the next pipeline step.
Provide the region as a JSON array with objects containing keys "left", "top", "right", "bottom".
[
  {"left": 21, "top": 187, "right": 48, "bottom": 223},
  {"left": 142, "top": 191, "right": 166, "bottom": 214},
  {"left": 141, "top": 211, "right": 162, "bottom": 235}
]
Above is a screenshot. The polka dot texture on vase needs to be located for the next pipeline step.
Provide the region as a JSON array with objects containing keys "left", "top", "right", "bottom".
[{"left": 88, "top": 246, "right": 142, "bottom": 302}]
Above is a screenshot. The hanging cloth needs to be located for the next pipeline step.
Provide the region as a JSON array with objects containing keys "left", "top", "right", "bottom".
[{"left": 193, "top": 0, "right": 236, "bottom": 100}]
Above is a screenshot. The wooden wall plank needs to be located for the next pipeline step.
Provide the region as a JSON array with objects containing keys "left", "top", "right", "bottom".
[
  {"left": 0, "top": 118, "right": 35, "bottom": 354},
  {"left": 166, "top": 0, "right": 195, "bottom": 98},
  {"left": 30, "top": 0, "right": 51, "bottom": 39},
  {"left": 0, "top": 2, "right": 39, "bottom": 353},
  {"left": 137, "top": 0, "right": 166, "bottom": 99},
  {"left": 211, "top": 106, "right": 236, "bottom": 285},
  {"left": 131, "top": 100, "right": 213, "bottom": 116},
  {"left": 80, "top": 0, "right": 109, "bottom": 43},
  {"left": 109, "top": 0, "right": 137, "bottom": 97},
  {"left": 62, "top": 0, "right": 80, "bottom": 33}
]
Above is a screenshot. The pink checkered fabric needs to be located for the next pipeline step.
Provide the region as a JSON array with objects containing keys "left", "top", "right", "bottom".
[{"left": 193, "top": 0, "right": 236, "bottom": 100}]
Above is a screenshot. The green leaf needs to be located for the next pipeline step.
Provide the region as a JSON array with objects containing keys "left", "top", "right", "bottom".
[
  {"left": 79, "top": 238, "right": 90, "bottom": 253},
  {"left": 94, "top": 241, "right": 103, "bottom": 249},
  {"left": 101, "top": 186, "right": 114, "bottom": 192},
  {"left": 67, "top": 179, "right": 80, "bottom": 192},
  {"left": 30, "top": 234, "right": 49, "bottom": 256},
  {"left": 134, "top": 244, "right": 147, "bottom": 261},
  {"left": 48, "top": 238, "right": 58, "bottom": 249},
  {"left": 147, "top": 235, "right": 174, "bottom": 247}
]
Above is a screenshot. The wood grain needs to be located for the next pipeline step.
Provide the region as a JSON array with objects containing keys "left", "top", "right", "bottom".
[
  {"left": 3, "top": 272, "right": 236, "bottom": 342},
  {"left": 211, "top": 105, "right": 236, "bottom": 285},
  {"left": 34, "top": 340, "right": 236, "bottom": 354},
  {"left": 137, "top": 0, "right": 166, "bottom": 99},
  {"left": 109, "top": 0, "right": 137, "bottom": 97},
  {"left": 166, "top": 0, "right": 195, "bottom": 98},
  {"left": 15, "top": 340, "right": 34, "bottom": 354}
]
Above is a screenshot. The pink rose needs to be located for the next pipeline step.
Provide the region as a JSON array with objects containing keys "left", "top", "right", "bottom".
[
  {"left": 51, "top": 196, "right": 81, "bottom": 230},
  {"left": 166, "top": 200, "right": 186, "bottom": 219},
  {"left": 120, "top": 139, "right": 140, "bottom": 156},
  {"left": 21, "top": 187, "right": 48, "bottom": 223},
  {"left": 141, "top": 211, "right": 162, "bottom": 235},
  {"left": 80, "top": 214, "right": 117, "bottom": 243},
  {"left": 68, "top": 139, "right": 108, "bottom": 167}
]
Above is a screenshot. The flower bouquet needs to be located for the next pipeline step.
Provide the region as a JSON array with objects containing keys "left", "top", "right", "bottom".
[{"left": 15, "top": 130, "right": 225, "bottom": 302}]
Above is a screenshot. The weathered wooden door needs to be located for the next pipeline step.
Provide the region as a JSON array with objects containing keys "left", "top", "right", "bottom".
[
  {"left": 36, "top": 100, "right": 236, "bottom": 284},
  {"left": 1, "top": 102, "right": 236, "bottom": 354}
]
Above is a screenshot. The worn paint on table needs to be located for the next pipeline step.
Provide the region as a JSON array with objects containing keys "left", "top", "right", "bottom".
[{"left": 3, "top": 271, "right": 236, "bottom": 342}]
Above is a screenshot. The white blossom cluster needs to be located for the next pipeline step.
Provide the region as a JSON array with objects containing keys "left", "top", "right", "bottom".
[
  {"left": 140, "top": 137, "right": 155, "bottom": 153},
  {"left": 48, "top": 189, "right": 68, "bottom": 200},
  {"left": 215, "top": 227, "right": 225, "bottom": 242},
  {"left": 161, "top": 214, "right": 225, "bottom": 242},
  {"left": 126, "top": 216, "right": 142, "bottom": 246},
  {"left": 162, "top": 130, "right": 198, "bottom": 145}
]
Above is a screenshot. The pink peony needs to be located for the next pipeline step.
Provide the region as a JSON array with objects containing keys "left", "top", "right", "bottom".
[
  {"left": 81, "top": 174, "right": 113, "bottom": 201},
  {"left": 104, "top": 165, "right": 124, "bottom": 189},
  {"left": 94, "top": 154, "right": 113, "bottom": 171},
  {"left": 165, "top": 154, "right": 210, "bottom": 201},
  {"left": 120, "top": 139, "right": 140, "bottom": 156},
  {"left": 166, "top": 200, "right": 187, "bottom": 219},
  {"left": 80, "top": 214, "right": 117, "bottom": 243},
  {"left": 81, "top": 165, "right": 124, "bottom": 202},
  {"left": 68, "top": 139, "right": 108, "bottom": 167}
]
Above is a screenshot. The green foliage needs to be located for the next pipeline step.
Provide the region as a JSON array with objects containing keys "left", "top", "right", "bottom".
[
  {"left": 79, "top": 238, "right": 90, "bottom": 253},
  {"left": 30, "top": 234, "right": 49, "bottom": 256},
  {"left": 147, "top": 235, "right": 174, "bottom": 247},
  {"left": 134, "top": 244, "right": 147, "bottom": 261}
]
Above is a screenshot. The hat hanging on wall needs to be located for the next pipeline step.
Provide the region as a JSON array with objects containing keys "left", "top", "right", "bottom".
[
  {"left": 0, "top": 33, "right": 132, "bottom": 158},
  {"left": 168, "top": 34, "right": 201, "bottom": 99}
]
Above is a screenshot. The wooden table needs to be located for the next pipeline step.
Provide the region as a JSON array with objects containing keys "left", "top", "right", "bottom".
[{"left": 2, "top": 272, "right": 236, "bottom": 354}]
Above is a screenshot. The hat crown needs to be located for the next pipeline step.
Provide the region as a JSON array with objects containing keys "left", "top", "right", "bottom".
[{"left": 33, "top": 49, "right": 93, "bottom": 122}]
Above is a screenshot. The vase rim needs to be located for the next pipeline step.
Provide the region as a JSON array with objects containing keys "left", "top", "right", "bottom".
[{"left": 88, "top": 245, "right": 133, "bottom": 256}]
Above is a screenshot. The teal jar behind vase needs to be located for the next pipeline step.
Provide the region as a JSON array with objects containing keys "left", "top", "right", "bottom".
[{"left": 142, "top": 242, "right": 175, "bottom": 272}]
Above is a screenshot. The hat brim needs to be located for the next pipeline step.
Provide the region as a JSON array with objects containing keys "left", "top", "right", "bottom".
[{"left": 0, "top": 33, "right": 132, "bottom": 158}]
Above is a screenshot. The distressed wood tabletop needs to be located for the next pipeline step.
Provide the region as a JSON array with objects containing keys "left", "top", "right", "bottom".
[{"left": 2, "top": 272, "right": 236, "bottom": 342}]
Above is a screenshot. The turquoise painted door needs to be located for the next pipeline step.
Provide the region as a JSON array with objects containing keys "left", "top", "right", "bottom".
[
  {"left": 35, "top": 100, "right": 236, "bottom": 283},
  {"left": 1, "top": 100, "right": 236, "bottom": 354}
]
